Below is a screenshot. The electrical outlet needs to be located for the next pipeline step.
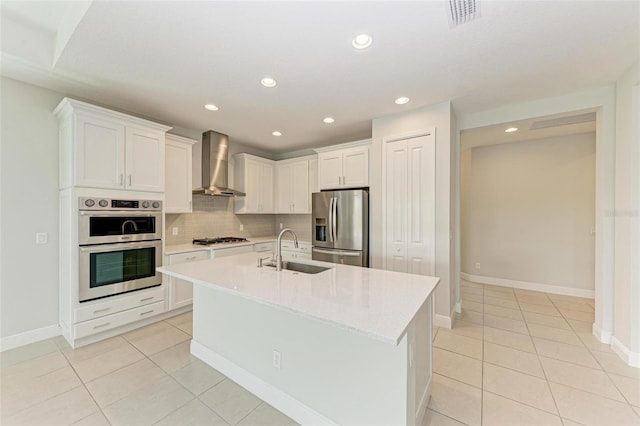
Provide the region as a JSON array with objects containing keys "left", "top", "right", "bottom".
[
  {"left": 475, "top": 262, "right": 481, "bottom": 270},
  {"left": 239, "top": 224, "right": 244, "bottom": 231},
  {"left": 279, "top": 223, "right": 283, "bottom": 230},
  {"left": 172, "top": 227, "right": 179, "bottom": 236},
  {"left": 35, "top": 233, "right": 47, "bottom": 244},
  {"left": 272, "top": 350, "right": 281, "bottom": 370}
]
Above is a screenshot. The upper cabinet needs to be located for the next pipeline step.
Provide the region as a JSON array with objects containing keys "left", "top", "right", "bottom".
[
  {"left": 276, "top": 159, "right": 310, "bottom": 214},
  {"left": 234, "top": 154, "right": 275, "bottom": 214},
  {"left": 165, "top": 134, "right": 197, "bottom": 213},
  {"left": 316, "top": 141, "right": 370, "bottom": 190},
  {"left": 55, "top": 98, "right": 171, "bottom": 192}
]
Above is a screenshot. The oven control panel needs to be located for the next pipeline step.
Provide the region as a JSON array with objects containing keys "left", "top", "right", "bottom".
[{"left": 79, "top": 197, "right": 162, "bottom": 211}]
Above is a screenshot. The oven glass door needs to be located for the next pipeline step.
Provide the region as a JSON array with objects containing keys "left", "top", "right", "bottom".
[
  {"left": 79, "top": 212, "right": 162, "bottom": 244},
  {"left": 79, "top": 240, "right": 162, "bottom": 302}
]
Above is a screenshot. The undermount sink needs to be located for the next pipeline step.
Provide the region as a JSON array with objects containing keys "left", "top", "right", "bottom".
[{"left": 265, "top": 260, "right": 331, "bottom": 274}]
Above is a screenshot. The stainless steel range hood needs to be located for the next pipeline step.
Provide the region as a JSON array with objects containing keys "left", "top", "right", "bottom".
[{"left": 192, "top": 130, "right": 246, "bottom": 197}]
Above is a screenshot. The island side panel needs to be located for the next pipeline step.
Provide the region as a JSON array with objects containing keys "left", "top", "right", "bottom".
[
  {"left": 192, "top": 282, "right": 410, "bottom": 425},
  {"left": 412, "top": 295, "right": 433, "bottom": 424}
]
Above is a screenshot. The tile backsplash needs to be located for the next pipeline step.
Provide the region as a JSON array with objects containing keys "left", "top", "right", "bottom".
[{"left": 164, "top": 195, "right": 312, "bottom": 245}]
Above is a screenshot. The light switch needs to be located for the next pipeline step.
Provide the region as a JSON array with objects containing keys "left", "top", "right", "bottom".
[{"left": 36, "top": 233, "right": 48, "bottom": 244}]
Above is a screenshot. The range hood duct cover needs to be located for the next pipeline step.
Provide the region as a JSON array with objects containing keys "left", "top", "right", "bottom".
[{"left": 193, "top": 130, "right": 246, "bottom": 197}]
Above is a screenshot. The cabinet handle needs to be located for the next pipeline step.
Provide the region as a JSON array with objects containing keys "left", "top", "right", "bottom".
[
  {"left": 119, "top": 174, "right": 124, "bottom": 186},
  {"left": 140, "top": 296, "right": 154, "bottom": 302},
  {"left": 128, "top": 175, "right": 132, "bottom": 186},
  {"left": 139, "top": 310, "right": 154, "bottom": 316},
  {"left": 93, "top": 322, "right": 111, "bottom": 330},
  {"left": 93, "top": 307, "right": 110, "bottom": 314},
  {"left": 186, "top": 256, "right": 197, "bottom": 261}
]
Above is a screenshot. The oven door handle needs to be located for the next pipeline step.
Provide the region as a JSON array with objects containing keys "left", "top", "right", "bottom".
[
  {"left": 79, "top": 211, "right": 161, "bottom": 217},
  {"left": 79, "top": 241, "right": 160, "bottom": 253}
]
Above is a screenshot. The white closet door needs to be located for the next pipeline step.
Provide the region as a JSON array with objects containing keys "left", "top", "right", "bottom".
[
  {"left": 385, "top": 140, "right": 409, "bottom": 272},
  {"left": 384, "top": 132, "right": 435, "bottom": 275}
]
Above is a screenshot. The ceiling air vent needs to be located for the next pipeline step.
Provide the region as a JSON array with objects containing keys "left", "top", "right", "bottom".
[{"left": 449, "top": 0, "right": 480, "bottom": 27}]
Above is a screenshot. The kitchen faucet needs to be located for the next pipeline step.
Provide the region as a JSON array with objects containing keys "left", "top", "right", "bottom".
[{"left": 276, "top": 228, "right": 298, "bottom": 271}]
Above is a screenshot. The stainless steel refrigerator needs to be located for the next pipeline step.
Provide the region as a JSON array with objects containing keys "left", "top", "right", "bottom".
[{"left": 312, "top": 189, "right": 369, "bottom": 267}]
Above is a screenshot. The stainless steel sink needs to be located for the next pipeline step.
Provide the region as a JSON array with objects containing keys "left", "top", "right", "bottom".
[{"left": 264, "top": 260, "right": 331, "bottom": 274}]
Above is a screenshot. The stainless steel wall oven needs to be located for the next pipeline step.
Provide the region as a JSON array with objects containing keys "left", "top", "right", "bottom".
[{"left": 78, "top": 197, "right": 162, "bottom": 302}]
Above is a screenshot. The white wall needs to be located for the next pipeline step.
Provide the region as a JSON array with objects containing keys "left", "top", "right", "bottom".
[
  {"left": 612, "top": 62, "right": 640, "bottom": 364},
  {"left": 0, "top": 77, "right": 64, "bottom": 340},
  {"left": 461, "top": 133, "right": 596, "bottom": 294},
  {"left": 371, "top": 101, "right": 454, "bottom": 321}
]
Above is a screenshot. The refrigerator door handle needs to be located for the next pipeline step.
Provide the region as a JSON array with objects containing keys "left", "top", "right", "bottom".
[
  {"left": 328, "top": 197, "right": 334, "bottom": 242},
  {"left": 312, "top": 248, "right": 362, "bottom": 257},
  {"left": 332, "top": 197, "right": 337, "bottom": 242}
]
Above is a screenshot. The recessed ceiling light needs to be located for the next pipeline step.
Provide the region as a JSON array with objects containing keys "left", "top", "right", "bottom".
[
  {"left": 204, "top": 104, "right": 219, "bottom": 111},
  {"left": 352, "top": 34, "right": 373, "bottom": 49},
  {"left": 272, "top": 131, "right": 282, "bottom": 136},
  {"left": 395, "top": 97, "right": 410, "bottom": 105},
  {"left": 261, "top": 77, "right": 277, "bottom": 88},
  {"left": 505, "top": 127, "right": 519, "bottom": 133},
  {"left": 323, "top": 117, "right": 335, "bottom": 124}
]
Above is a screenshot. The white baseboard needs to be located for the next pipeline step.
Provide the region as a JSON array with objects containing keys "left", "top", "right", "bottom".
[
  {"left": 434, "top": 314, "right": 452, "bottom": 329},
  {"left": 592, "top": 322, "right": 612, "bottom": 344},
  {"left": 0, "top": 324, "right": 61, "bottom": 352},
  {"left": 460, "top": 273, "right": 595, "bottom": 299},
  {"left": 191, "top": 340, "right": 338, "bottom": 426},
  {"left": 611, "top": 336, "right": 640, "bottom": 368}
]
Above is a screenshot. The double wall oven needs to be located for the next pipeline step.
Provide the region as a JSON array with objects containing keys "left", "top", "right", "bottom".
[{"left": 78, "top": 197, "right": 162, "bottom": 302}]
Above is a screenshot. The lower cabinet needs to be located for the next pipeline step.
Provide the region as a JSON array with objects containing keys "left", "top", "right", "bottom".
[
  {"left": 212, "top": 244, "right": 254, "bottom": 258},
  {"left": 166, "top": 250, "right": 210, "bottom": 310},
  {"left": 280, "top": 241, "right": 312, "bottom": 260}
]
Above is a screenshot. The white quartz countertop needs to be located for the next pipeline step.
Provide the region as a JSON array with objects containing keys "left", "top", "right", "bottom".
[{"left": 158, "top": 252, "right": 440, "bottom": 345}]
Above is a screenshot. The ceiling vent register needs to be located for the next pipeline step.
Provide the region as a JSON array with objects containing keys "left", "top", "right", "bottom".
[{"left": 449, "top": 0, "right": 480, "bottom": 27}]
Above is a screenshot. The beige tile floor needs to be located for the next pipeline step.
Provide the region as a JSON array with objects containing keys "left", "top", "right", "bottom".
[
  {"left": 0, "top": 312, "right": 297, "bottom": 426},
  {"left": 2, "top": 281, "right": 639, "bottom": 426},
  {"left": 425, "top": 280, "right": 640, "bottom": 426}
]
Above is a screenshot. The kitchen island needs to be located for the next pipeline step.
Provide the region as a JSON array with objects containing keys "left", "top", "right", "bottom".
[{"left": 158, "top": 252, "right": 439, "bottom": 425}]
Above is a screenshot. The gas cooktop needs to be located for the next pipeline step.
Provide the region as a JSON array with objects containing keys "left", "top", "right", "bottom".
[{"left": 192, "top": 237, "right": 249, "bottom": 246}]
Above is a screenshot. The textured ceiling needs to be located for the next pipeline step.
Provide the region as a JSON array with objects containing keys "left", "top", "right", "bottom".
[{"left": 1, "top": 1, "right": 638, "bottom": 153}]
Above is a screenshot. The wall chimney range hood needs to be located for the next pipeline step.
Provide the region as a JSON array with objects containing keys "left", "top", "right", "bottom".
[{"left": 193, "top": 130, "right": 246, "bottom": 197}]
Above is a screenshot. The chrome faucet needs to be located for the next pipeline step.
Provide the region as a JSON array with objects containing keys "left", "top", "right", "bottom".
[{"left": 276, "top": 228, "right": 298, "bottom": 271}]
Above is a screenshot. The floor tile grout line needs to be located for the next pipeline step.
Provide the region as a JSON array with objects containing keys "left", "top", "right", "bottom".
[
  {"left": 434, "top": 343, "right": 483, "bottom": 362},
  {"left": 432, "top": 371, "right": 483, "bottom": 391},
  {"left": 482, "top": 388, "right": 564, "bottom": 419},
  {"left": 426, "top": 407, "right": 473, "bottom": 426}
]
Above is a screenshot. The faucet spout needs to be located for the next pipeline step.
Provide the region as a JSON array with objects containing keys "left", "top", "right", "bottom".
[{"left": 276, "top": 228, "right": 298, "bottom": 271}]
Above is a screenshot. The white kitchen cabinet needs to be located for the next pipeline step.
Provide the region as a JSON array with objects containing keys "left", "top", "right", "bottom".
[
  {"left": 166, "top": 250, "right": 210, "bottom": 310},
  {"left": 254, "top": 241, "right": 275, "bottom": 253},
  {"left": 276, "top": 159, "right": 310, "bottom": 213},
  {"left": 383, "top": 131, "right": 435, "bottom": 275},
  {"left": 165, "top": 134, "right": 197, "bottom": 213},
  {"left": 280, "top": 241, "right": 312, "bottom": 260},
  {"left": 55, "top": 98, "right": 171, "bottom": 192},
  {"left": 316, "top": 141, "right": 370, "bottom": 190},
  {"left": 212, "top": 244, "right": 255, "bottom": 258},
  {"left": 234, "top": 154, "right": 275, "bottom": 214}
]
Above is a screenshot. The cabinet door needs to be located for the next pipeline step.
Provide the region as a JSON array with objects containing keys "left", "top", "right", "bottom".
[
  {"left": 165, "top": 139, "right": 193, "bottom": 213},
  {"left": 343, "top": 147, "right": 369, "bottom": 188},
  {"left": 276, "top": 163, "right": 293, "bottom": 213},
  {"left": 125, "top": 127, "right": 165, "bottom": 192},
  {"left": 168, "top": 251, "right": 209, "bottom": 310},
  {"left": 318, "top": 152, "right": 343, "bottom": 189},
  {"left": 75, "top": 115, "right": 125, "bottom": 189},
  {"left": 291, "top": 160, "right": 310, "bottom": 213},
  {"left": 260, "top": 162, "right": 275, "bottom": 213},
  {"left": 244, "top": 159, "right": 262, "bottom": 212}
]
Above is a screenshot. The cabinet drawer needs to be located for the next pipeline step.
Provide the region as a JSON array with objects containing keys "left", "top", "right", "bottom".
[
  {"left": 254, "top": 242, "right": 274, "bottom": 253},
  {"left": 74, "top": 301, "right": 165, "bottom": 339},
  {"left": 74, "top": 287, "right": 164, "bottom": 323},
  {"left": 280, "top": 242, "right": 311, "bottom": 252},
  {"left": 169, "top": 250, "right": 210, "bottom": 264},
  {"left": 212, "top": 245, "right": 254, "bottom": 258}
]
